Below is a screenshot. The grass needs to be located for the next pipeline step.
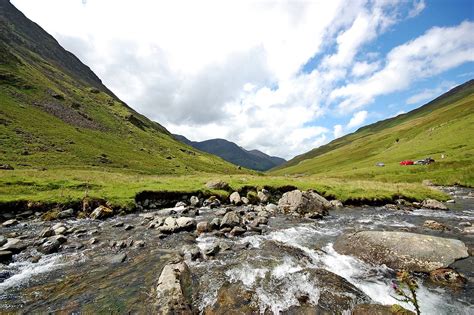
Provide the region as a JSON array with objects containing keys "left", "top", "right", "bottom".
[
  {"left": 0, "top": 168, "right": 448, "bottom": 210},
  {"left": 271, "top": 81, "right": 474, "bottom": 187}
]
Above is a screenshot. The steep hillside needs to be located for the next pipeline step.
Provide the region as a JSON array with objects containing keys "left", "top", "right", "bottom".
[
  {"left": 173, "top": 135, "right": 286, "bottom": 171},
  {"left": 0, "top": 0, "right": 245, "bottom": 175},
  {"left": 271, "top": 80, "right": 474, "bottom": 186}
]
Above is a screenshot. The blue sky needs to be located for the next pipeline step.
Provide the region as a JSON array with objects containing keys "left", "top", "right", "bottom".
[{"left": 12, "top": 0, "right": 474, "bottom": 159}]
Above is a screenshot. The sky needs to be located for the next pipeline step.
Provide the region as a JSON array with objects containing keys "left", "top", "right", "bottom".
[{"left": 11, "top": 0, "right": 474, "bottom": 159}]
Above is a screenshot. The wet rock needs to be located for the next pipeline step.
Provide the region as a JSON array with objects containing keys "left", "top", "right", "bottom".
[
  {"left": 108, "top": 253, "right": 127, "bottom": 264},
  {"left": 385, "top": 204, "right": 399, "bottom": 211},
  {"left": 196, "top": 221, "right": 209, "bottom": 234},
  {"left": 278, "top": 190, "right": 330, "bottom": 217},
  {"left": 352, "top": 304, "right": 415, "bottom": 315},
  {"left": 257, "top": 210, "right": 270, "bottom": 218},
  {"left": 0, "top": 250, "right": 13, "bottom": 263},
  {"left": 423, "top": 220, "right": 449, "bottom": 231},
  {"left": 90, "top": 205, "right": 114, "bottom": 219},
  {"left": 221, "top": 211, "right": 241, "bottom": 228},
  {"left": 205, "top": 244, "right": 220, "bottom": 257},
  {"left": 124, "top": 224, "right": 134, "bottom": 231},
  {"left": 182, "top": 245, "right": 201, "bottom": 261},
  {"left": 160, "top": 217, "right": 178, "bottom": 233},
  {"left": 89, "top": 237, "right": 98, "bottom": 245},
  {"left": 265, "top": 203, "right": 278, "bottom": 213},
  {"left": 39, "top": 238, "right": 63, "bottom": 254},
  {"left": 463, "top": 226, "right": 474, "bottom": 234},
  {"left": 57, "top": 208, "right": 74, "bottom": 219},
  {"left": 252, "top": 216, "right": 269, "bottom": 227},
  {"left": 214, "top": 208, "right": 229, "bottom": 216},
  {"left": 459, "top": 222, "right": 471, "bottom": 227},
  {"left": 135, "top": 240, "right": 145, "bottom": 248},
  {"left": 0, "top": 235, "right": 6, "bottom": 247},
  {"left": 175, "top": 201, "right": 187, "bottom": 207},
  {"left": 329, "top": 199, "right": 343, "bottom": 209},
  {"left": 152, "top": 257, "right": 194, "bottom": 314},
  {"left": 334, "top": 231, "right": 469, "bottom": 272},
  {"left": 230, "top": 226, "right": 246, "bottom": 236},
  {"left": 209, "top": 218, "right": 221, "bottom": 230},
  {"left": 204, "top": 281, "right": 260, "bottom": 314},
  {"left": 421, "top": 199, "right": 448, "bottom": 210},
  {"left": 190, "top": 195, "right": 200, "bottom": 207},
  {"left": 176, "top": 217, "right": 197, "bottom": 231},
  {"left": 241, "top": 197, "right": 250, "bottom": 205},
  {"left": 257, "top": 189, "right": 271, "bottom": 203},
  {"left": 148, "top": 217, "right": 165, "bottom": 229},
  {"left": 113, "top": 221, "right": 124, "bottom": 227},
  {"left": 206, "top": 180, "right": 230, "bottom": 190},
  {"left": 229, "top": 192, "right": 242, "bottom": 205},
  {"left": 0, "top": 238, "right": 26, "bottom": 254},
  {"left": 204, "top": 196, "right": 221, "bottom": 208},
  {"left": 2, "top": 219, "right": 18, "bottom": 227},
  {"left": 446, "top": 199, "right": 455, "bottom": 204},
  {"left": 53, "top": 224, "right": 67, "bottom": 235},
  {"left": 430, "top": 268, "right": 466, "bottom": 287},
  {"left": 39, "top": 227, "right": 55, "bottom": 238}
]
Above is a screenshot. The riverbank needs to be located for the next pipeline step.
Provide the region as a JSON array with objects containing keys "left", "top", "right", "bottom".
[
  {"left": 0, "top": 186, "right": 472, "bottom": 313},
  {"left": 0, "top": 168, "right": 450, "bottom": 215}
]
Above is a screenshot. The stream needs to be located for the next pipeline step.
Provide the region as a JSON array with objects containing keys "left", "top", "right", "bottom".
[{"left": 0, "top": 186, "right": 473, "bottom": 314}]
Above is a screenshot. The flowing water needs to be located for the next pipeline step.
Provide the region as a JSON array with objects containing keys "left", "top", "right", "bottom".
[{"left": 0, "top": 187, "right": 473, "bottom": 314}]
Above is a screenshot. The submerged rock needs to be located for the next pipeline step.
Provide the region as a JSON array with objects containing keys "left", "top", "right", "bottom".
[
  {"left": 278, "top": 190, "right": 330, "bottom": 217},
  {"left": 429, "top": 268, "right": 466, "bottom": 287},
  {"left": 334, "top": 231, "right": 469, "bottom": 272},
  {"left": 423, "top": 220, "right": 449, "bottom": 231},
  {"left": 421, "top": 199, "right": 448, "bottom": 210}
]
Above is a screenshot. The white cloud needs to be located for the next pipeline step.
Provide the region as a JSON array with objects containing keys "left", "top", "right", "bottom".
[
  {"left": 333, "top": 124, "right": 344, "bottom": 138},
  {"left": 408, "top": 0, "right": 426, "bottom": 18},
  {"left": 347, "top": 110, "right": 368, "bottom": 129},
  {"left": 331, "top": 21, "right": 474, "bottom": 112},
  {"left": 406, "top": 81, "right": 455, "bottom": 105},
  {"left": 352, "top": 61, "right": 380, "bottom": 77}
]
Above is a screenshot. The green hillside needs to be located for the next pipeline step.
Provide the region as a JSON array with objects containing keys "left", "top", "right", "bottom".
[
  {"left": 0, "top": 0, "right": 245, "bottom": 175},
  {"left": 271, "top": 80, "right": 474, "bottom": 186}
]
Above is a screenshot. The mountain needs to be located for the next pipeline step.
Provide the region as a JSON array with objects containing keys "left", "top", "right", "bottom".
[
  {"left": 271, "top": 80, "right": 474, "bottom": 186},
  {"left": 173, "top": 135, "right": 286, "bottom": 171},
  {"left": 0, "top": 0, "right": 245, "bottom": 175}
]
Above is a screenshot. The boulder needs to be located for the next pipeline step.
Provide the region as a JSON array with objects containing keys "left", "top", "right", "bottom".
[
  {"left": 220, "top": 211, "right": 241, "bottom": 228},
  {"left": 152, "top": 257, "right": 194, "bottom": 314},
  {"left": 206, "top": 180, "right": 230, "bottom": 190},
  {"left": 241, "top": 197, "right": 250, "bottom": 205},
  {"left": 421, "top": 199, "right": 448, "bottom": 210},
  {"left": 2, "top": 219, "right": 18, "bottom": 227},
  {"left": 209, "top": 218, "right": 221, "bottom": 230},
  {"left": 334, "top": 231, "right": 469, "bottom": 272},
  {"left": 230, "top": 226, "right": 246, "bottom": 236},
  {"left": 329, "top": 200, "right": 343, "bottom": 209},
  {"left": 229, "top": 192, "right": 241, "bottom": 205},
  {"left": 39, "top": 235, "right": 66, "bottom": 254},
  {"left": 278, "top": 190, "right": 330, "bottom": 217},
  {"left": 175, "top": 201, "right": 187, "bottom": 208},
  {"left": 190, "top": 196, "right": 200, "bottom": 207},
  {"left": 257, "top": 189, "right": 271, "bottom": 203},
  {"left": 39, "top": 227, "right": 55, "bottom": 238},
  {"left": 160, "top": 217, "right": 178, "bottom": 233},
  {"left": 176, "top": 217, "right": 197, "bottom": 231},
  {"left": 90, "top": 205, "right": 114, "bottom": 219},
  {"left": 0, "top": 238, "right": 26, "bottom": 254},
  {"left": 57, "top": 208, "right": 74, "bottom": 219},
  {"left": 265, "top": 203, "right": 278, "bottom": 213},
  {"left": 204, "top": 281, "right": 260, "bottom": 314},
  {"left": 196, "top": 221, "right": 209, "bottom": 234},
  {"left": 0, "top": 235, "right": 6, "bottom": 247}
]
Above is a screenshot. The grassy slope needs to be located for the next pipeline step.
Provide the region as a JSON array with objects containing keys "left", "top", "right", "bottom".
[
  {"left": 0, "top": 3, "right": 247, "bottom": 176},
  {"left": 271, "top": 81, "right": 474, "bottom": 186}
]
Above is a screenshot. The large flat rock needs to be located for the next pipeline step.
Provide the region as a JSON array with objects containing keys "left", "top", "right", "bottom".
[{"left": 334, "top": 231, "right": 469, "bottom": 272}]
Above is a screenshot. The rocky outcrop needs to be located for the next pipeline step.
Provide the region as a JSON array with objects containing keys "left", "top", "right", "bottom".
[
  {"left": 421, "top": 199, "right": 448, "bottom": 210},
  {"left": 334, "top": 231, "right": 469, "bottom": 272},
  {"left": 152, "top": 257, "right": 194, "bottom": 314},
  {"left": 278, "top": 190, "right": 330, "bottom": 217}
]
